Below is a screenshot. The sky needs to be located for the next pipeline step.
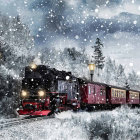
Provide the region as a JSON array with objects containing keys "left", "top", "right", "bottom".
[{"left": 0, "top": 0, "right": 140, "bottom": 74}]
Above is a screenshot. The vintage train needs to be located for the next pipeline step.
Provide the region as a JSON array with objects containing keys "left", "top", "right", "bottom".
[{"left": 18, "top": 63, "right": 140, "bottom": 116}]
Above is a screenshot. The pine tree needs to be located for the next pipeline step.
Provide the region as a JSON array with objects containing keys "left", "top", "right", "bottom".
[
  {"left": 103, "top": 57, "right": 117, "bottom": 85},
  {"left": 92, "top": 38, "right": 105, "bottom": 76}
]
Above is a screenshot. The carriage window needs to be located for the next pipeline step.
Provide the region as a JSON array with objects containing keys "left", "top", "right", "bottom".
[
  {"left": 103, "top": 89, "right": 106, "bottom": 95},
  {"left": 88, "top": 86, "right": 91, "bottom": 94},
  {"left": 119, "top": 91, "right": 120, "bottom": 97},
  {"left": 112, "top": 89, "right": 114, "bottom": 97},
  {"left": 93, "top": 87, "right": 95, "bottom": 94},
  {"left": 122, "top": 91, "right": 124, "bottom": 98},
  {"left": 100, "top": 88, "right": 106, "bottom": 95},
  {"left": 119, "top": 91, "right": 121, "bottom": 98},
  {"left": 115, "top": 90, "right": 117, "bottom": 97},
  {"left": 100, "top": 89, "right": 103, "bottom": 95},
  {"left": 118, "top": 91, "right": 120, "bottom": 97},
  {"left": 116, "top": 90, "right": 118, "bottom": 97}
]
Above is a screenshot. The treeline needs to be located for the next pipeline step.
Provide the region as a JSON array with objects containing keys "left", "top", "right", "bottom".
[
  {"left": 39, "top": 39, "right": 140, "bottom": 90},
  {"left": 101, "top": 57, "right": 140, "bottom": 90},
  {"left": 0, "top": 14, "right": 34, "bottom": 117}
]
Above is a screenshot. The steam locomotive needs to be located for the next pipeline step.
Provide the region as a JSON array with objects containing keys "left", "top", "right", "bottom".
[{"left": 18, "top": 63, "right": 140, "bottom": 116}]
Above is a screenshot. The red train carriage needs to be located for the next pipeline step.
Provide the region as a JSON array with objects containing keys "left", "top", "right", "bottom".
[
  {"left": 106, "top": 86, "right": 126, "bottom": 104},
  {"left": 80, "top": 81, "right": 139, "bottom": 109},
  {"left": 80, "top": 82, "right": 106, "bottom": 109},
  {"left": 126, "top": 90, "right": 139, "bottom": 104},
  {"left": 80, "top": 81, "right": 140, "bottom": 110}
]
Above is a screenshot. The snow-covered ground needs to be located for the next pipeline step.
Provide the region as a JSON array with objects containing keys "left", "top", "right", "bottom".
[{"left": 0, "top": 106, "right": 140, "bottom": 140}]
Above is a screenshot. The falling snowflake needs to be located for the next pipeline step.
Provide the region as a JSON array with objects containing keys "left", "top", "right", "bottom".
[
  {"left": 95, "top": 9, "right": 99, "bottom": 13},
  {"left": 133, "top": 20, "right": 137, "bottom": 25},
  {"left": 132, "top": 0, "right": 135, "bottom": 4},
  {"left": 38, "top": 28, "right": 42, "bottom": 31},
  {"left": 106, "top": 1, "right": 109, "bottom": 4},
  {"left": 75, "top": 35, "right": 79, "bottom": 39}
]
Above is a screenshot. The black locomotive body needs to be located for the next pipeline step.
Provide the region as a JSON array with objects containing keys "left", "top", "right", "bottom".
[{"left": 18, "top": 64, "right": 80, "bottom": 116}]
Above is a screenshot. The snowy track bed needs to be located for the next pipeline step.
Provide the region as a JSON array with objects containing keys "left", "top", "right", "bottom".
[
  {"left": 0, "top": 107, "right": 140, "bottom": 140},
  {"left": 0, "top": 116, "right": 54, "bottom": 130}
]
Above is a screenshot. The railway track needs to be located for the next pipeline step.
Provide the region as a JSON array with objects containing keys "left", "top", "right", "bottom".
[{"left": 0, "top": 115, "right": 54, "bottom": 130}]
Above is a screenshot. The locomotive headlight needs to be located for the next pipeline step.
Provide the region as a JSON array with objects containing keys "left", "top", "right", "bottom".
[
  {"left": 38, "top": 90, "right": 46, "bottom": 97},
  {"left": 30, "top": 63, "right": 37, "bottom": 69},
  {"left": 21, "top": 90, "right": 29, "bottom": 98},
  {"left": 66, "top": 76, "right": 70, "bottom": 80}
]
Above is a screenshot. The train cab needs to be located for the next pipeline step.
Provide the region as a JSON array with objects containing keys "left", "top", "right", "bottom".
[
  {"left": 80, "top": 82, "right": 106, "bottom": 106},
  {"left": 126, "top": 90, "right": 139, "bottom": 104}
]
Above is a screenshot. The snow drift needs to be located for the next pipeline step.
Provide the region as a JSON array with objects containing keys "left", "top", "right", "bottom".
[{"left": 0, "top": 106, "right": 140, "bottom": 140}]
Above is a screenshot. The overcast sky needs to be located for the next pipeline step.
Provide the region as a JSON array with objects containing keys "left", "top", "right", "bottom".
[{"left": 0, "top": 0, "right": 140, "bottom": 74}]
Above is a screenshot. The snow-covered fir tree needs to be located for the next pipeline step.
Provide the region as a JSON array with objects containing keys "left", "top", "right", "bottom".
[
  {"left": 127, "top": 70, "right": 140, "bottom": 90},
  {"left": 102, "top": 57, "right": 115, "bottom": 84},
  {"left": 92, "top": 38, "right": 105, "bottom": 76},
  {"left": 102, "top": 57, "right": 127, "bottom": 87},
  {"left": 115, "top": 64, "right": 127, "bottom": 87}
]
